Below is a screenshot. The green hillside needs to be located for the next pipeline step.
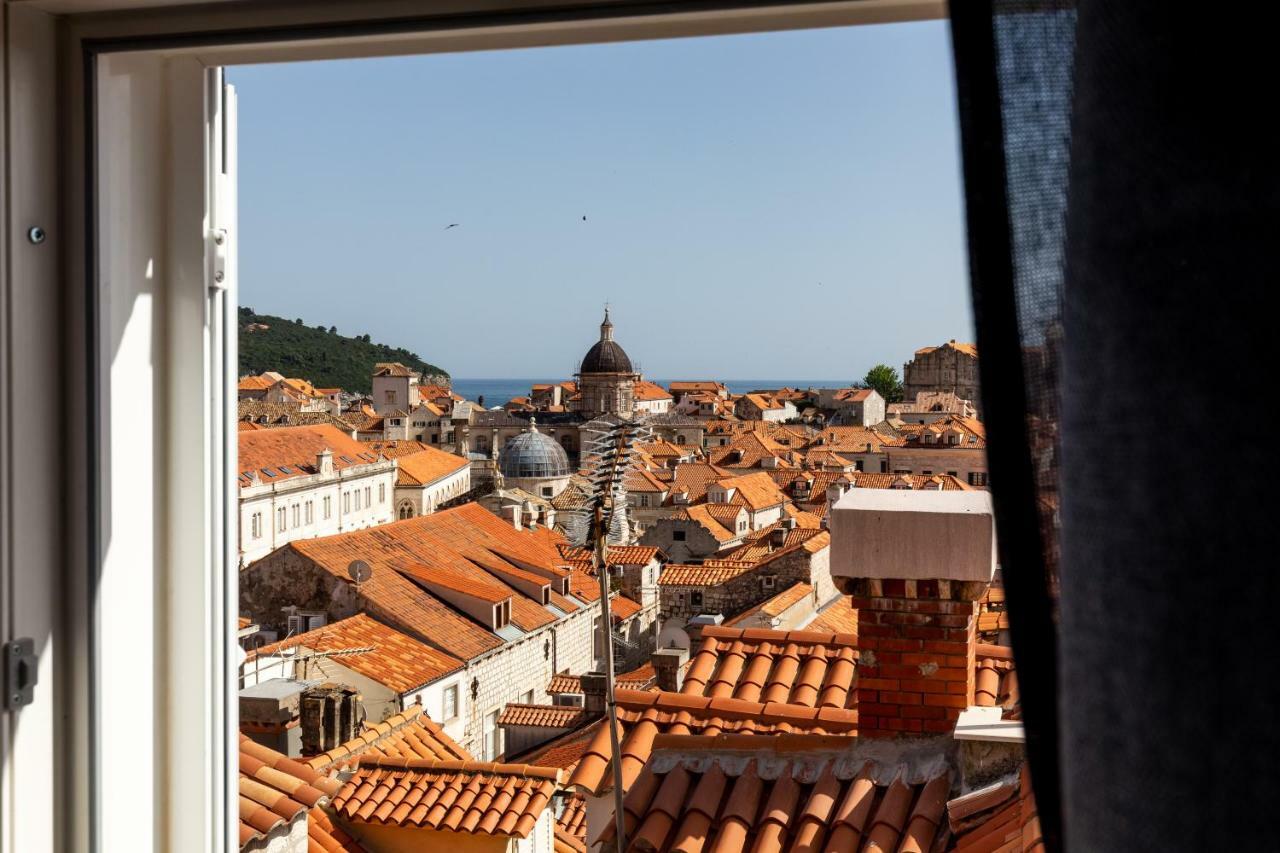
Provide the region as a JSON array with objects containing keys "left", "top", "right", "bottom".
[{"left": 238, "top": 308, "right": 448, "bottom": 394}]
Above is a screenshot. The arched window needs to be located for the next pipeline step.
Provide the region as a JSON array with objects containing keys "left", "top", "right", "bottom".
[{"left": 397, "top": 500, "right": 415, "bottom": 520}]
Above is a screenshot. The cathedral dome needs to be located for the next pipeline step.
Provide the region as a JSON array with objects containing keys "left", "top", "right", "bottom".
[
  {"left": 579, "top": 308, "right": 634, "bottom": 374},
  {"left": 499, "top": 422, "right": 572, "bottom": 479}
]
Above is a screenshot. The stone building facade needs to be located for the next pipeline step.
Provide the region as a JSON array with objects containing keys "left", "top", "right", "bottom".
[
  {"left": 657, "top": 532, "right": 831, "bottom": 628},
  {"left": 903, "top": 340, "right": 981, "bottom": 411}
]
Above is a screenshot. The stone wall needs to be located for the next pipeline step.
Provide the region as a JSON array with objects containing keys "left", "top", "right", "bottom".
[{"left": 903, "top": 344, "right": 981, "bottom": 408}]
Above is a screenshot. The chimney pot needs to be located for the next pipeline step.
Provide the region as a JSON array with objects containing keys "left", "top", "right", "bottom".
[
  {"left": 651, "top": 647, "right": 689, "bottom": 692},
  {"left": 580, "top": 671, "right": 608, "bottom": 715}
]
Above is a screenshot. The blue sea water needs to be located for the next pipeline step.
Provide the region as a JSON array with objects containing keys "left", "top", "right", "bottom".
[{"left": 449, "top": 378, "right": 852, "bottom": 409}]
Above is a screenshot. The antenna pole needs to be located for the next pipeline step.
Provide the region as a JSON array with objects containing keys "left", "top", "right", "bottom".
[{"left": 592, "top": 424, "right": 630, "bottom": 852}]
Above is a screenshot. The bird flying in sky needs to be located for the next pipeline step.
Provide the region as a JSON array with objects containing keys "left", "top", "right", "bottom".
[{"left": 444, "top": 223, "right": 459, "bottom": 230}]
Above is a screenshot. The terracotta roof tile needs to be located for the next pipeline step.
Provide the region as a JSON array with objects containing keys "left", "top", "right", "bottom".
[
  {"left": 725, "top": 582, "right": 814, "bottom": 626},
  {"left": 238, "top": 735, "right": 365, "bottom": 851},
  {"left": 271, "top": 503, "right": 570, "bottom": 660},
  {"left": 681, "top": 626, "right": 859, "bottom": 709},
  {"left": 557, "top": 794, "right": 587, "bottom": 848},
  {"left": 250, "top": 614, "right": 463, "bottom": 694},
  {"left": 594, "top": 735, "right": 950, "bottom": 852},
  {"left": 238, "top": 424, "right": 381, "bottom": 487},
  {"left": 974, "top": 644, "right": 1020, "bottom": 719},
  {"left": 610, "top": 594, "right": 644, "bottom": 622},
  {"left": 391, "top": 446, "right": 470, "bottom": 486},
  {"left": 950, "top": 764, "right": 1043, "bottom": 851},
  {"left": 804, "top": 595, "right": 858, "bottom": 635},
  {"left": 604, "top": 545, "right": 660, "bottom": 566},
  {"left": 331, "top": 757, "right": 560, "bottom": 837},
  {"left": 498, "top": 704, "right": 591, "bottom": 729},
  {"left": 564, "top": 688, "right": 858, "bottom": 796},
  {"left": 305, "top": 705, "right": 471, "bottom": 773}
]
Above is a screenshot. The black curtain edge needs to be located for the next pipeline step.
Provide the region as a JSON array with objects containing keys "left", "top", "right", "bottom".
[{"left": 947, "top": 3, "right": 1064, "bottom": 849}]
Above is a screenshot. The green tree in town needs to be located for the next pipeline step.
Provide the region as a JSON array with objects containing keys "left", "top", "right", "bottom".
[{"left": 862, "top": 364, "right": 904, "bottom": 403}]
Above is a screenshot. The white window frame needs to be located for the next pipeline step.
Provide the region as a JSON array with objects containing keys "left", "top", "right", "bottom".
[{"left": 10, "top": 3, "right": 942, "bottom": 852}]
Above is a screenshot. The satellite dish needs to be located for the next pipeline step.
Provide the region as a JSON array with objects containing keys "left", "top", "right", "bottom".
[{"left": 347, "top": 560, "right": 372, "bottom": 585}]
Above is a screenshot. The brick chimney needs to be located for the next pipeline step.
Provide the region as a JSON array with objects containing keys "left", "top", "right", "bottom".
[
  {"left": 829, "top": 489, "right": 995, "bottom": 738},
  {"left": 580, "top": 671, "right": 608, "bottom": 715},
  {"left": 650, "top": 647, "right": 689, "bottom": 692}
]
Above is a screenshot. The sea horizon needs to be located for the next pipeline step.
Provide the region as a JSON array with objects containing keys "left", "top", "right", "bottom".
[{"left": 448, "top": 377, "right": 856, "bottom": 408}]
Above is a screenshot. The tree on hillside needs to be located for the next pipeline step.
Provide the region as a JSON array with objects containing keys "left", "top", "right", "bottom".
[{"left": 862, "top": 364, "right": 904, "bottom": 403}]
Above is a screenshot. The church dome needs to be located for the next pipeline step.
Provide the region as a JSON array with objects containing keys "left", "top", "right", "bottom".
[
  {"left": 579, "top": 308, "right": 634, "bottom": 374},
  {"left": 499, "top": 422, "right": 572, "bottom": 479}
]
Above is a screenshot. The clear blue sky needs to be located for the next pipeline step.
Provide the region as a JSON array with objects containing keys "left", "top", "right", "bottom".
[{"left": 228, "top": 20, "right": 972, "bottom": 381}]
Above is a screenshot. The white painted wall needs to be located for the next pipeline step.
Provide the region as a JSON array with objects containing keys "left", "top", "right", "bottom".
[{"left": 240, "top": 464, "right": 397, "bottom": 564}]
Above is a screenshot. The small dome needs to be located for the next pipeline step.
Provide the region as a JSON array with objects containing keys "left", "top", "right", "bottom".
[
  {"left": 581, "top": 340, "right": 633, "bottom": 374},
  {"left": 500, "top": 423, "right": 572, "bottom": 479},
  {"left": 579, "top": 307, "right": 634, "bottom": 374}
]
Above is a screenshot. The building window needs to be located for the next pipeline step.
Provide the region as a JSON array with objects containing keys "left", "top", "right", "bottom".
[
  {"left": 250, "top": 513, "right": 262, "bottom": 539},
  {"left": 277, "top": 507, "right": 287, "bottom": 532},
  {"left": 672, "top": 530, "right": 686, "bottom": 542},
  {"left": 443, "top": 684, "right": 458, "bottom": 721},
  {"left": 343, "top": 492, "right": 350, "bottom": 514},
  {"left": 541, "top": 486, "right": 553, "bottom": 497},
  {"left": 304, "top": 501, "right": 313, "bottom": 524},
  {"left": 384, "top": 389, "right": 397, "bottom": 404},
  {"left": 483, "top": 710, "right": 500, "bottom": 761},
  {"left": 969, "top": 472, "right": 989, "bottom": 487},
  {"left": 291, "top": 504, "right": 300, "bottom": 527},
  {"left": 520, "top": 690, "right": 534, "bottom": 705},
  {"left": 398, "top": 501, "right": 414, "bottom": 520},
  {"left": 691, "top": 591, "right": 704, "bottom": 609},
  {"left": 379, "top": 483, "right": 386, "bottom": 503},
  {"left": 323, "top": 496, "right": 332, "bottom": 519},
  {"left": 364, "top": 486, "right": 371, "bottom": 506}
]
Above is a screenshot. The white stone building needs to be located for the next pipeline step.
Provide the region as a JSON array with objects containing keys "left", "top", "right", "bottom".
[
  {"left": 238, "top": 424, "right": 397, "bottom": 566},
  {"left": 238, "top": 502, "right": 603, "bottom": 759}
]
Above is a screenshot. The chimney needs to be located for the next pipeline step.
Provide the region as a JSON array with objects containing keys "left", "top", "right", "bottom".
[
  {"left": 580, "top": 671, "right": 608, "bottom": 715},
  {"left": 501, "top": 503, "right": 523, "bottom": 530},
  {"left": 300, "top": 683, "right": 361, "bottom": 755},
  {"left": 828, "top": 489, "right": 996, "bottom": 738},
  {"left": 316, "top": 448, "right": 334, "bottom": 476},
  {"left": 651, "top": 647, "right": 689, "bottom": 692}
]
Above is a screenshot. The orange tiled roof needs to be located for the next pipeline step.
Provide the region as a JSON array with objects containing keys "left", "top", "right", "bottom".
[
  {"left": 725, "top": 582, "right": 814, "bottom": 626},
  {"left": 975, "top": 643, "right": 1020, "bottom": 719},
  {"left": 556, "top": 795, "right": 588, "bottom": 853},
  {"left": 634, "top": 380, "right": 674, "bottom": 401},
  {"left": 565, "top": 690, "right": 859, "bottom": 796},
  {"left": 250, "top": 614, "right": 463, "bottom": 694},
  {"left": 362, "top": 439, "right": 432, "bottom": 459},
  {"left": 605, "top": 545, "right": 660, "bottom": 566},
  {"left": 708, "top": 432, "right": 797, "bottom": 470},
  {"left": 658, "top": 561, "right": 755, "bottom": 587},
  {"left": 680, "top": 626, "right": 858, "bottom": 709},
  {"left": 596, "top": 735, "right": 950, "bottom": 852},
  {"left": 950, "top": 764, "right": 1042, "bottom": 851},
  {"left": 805, "top": 595, "right": 858, "bottom": 635},
  {"left": 238, "top": 735, "right": 365, "bottom": 852},
  {"left": 238, "top": 424, "right": 381, "bottom": 487},
  {"left": 239, "top": 374, "right": 275, "bottom": 391},
  {"left": 305, "top": 705, "right": 470, "bottom": 773},
  {"left": 514, "top": 718, "right": 607, "bottom": 772},
  {"left": 679, "top": 506, "right": 739, "bottom": 544},
  {"left": 663, "top": 463, "right": 734, "bottom": 505},
  {"left": 498, "top": 703, "right": 591, "bottom": 729},
  {"left": 275, "top": 503, "right": 571, "bottom": 660},
  {"left": 713, "top": 471, "right": 787, "bottom": 511},
  {"left": 915, "top": 340, "right": 978, "bottom": 357},
  {"left": 331, "top": 757, "right": 560, "bottom": 838},
  {"left": 610, "top": 595, "right": 643, "bottom": 622},
  {"left": 394, "top": 445, "right": 471, "bottom": 484},
  {"left": 545, "top": 667, "right": 657, "bottom": 696}
]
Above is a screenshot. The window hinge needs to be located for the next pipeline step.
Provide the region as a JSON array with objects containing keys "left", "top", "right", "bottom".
[
  {"left": 4, "top": 638, "right": 38, "bottom": 710},
  {"left": 209, "top": 228, "right": 229, "bottom": 291}
]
